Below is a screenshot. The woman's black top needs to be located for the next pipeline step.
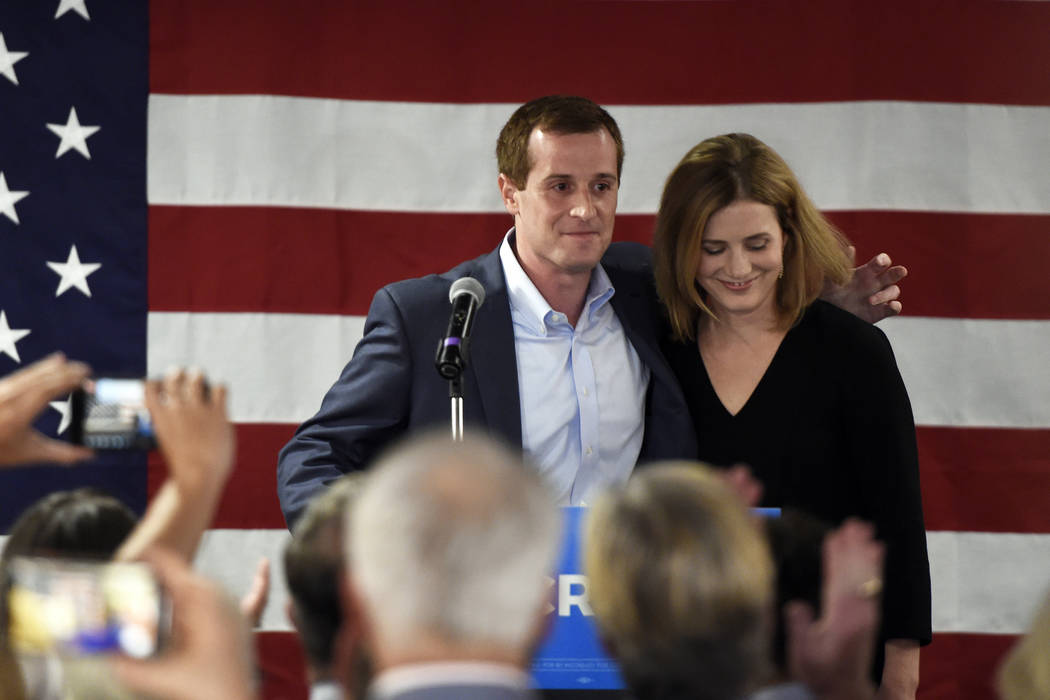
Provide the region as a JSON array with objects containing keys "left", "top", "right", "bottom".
[{"left": 663, "top": 300, "right": 932, "bottom": 653}]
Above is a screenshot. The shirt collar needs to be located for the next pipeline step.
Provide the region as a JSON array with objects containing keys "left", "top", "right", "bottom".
[
  {"left": 499, "top": 228, "right": 615, "bottom": 334},
  {"left": 370, "top": 661, "right": 532, "bottom": 698}
]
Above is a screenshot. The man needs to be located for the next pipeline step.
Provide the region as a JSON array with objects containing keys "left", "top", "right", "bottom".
[
  {"left": 283, "top": 474, "right": 369, "bottom": 700},
  {"left": 344, "top": 432, "right": 559, "bottom": 700},
  {"left": 277, "top": 95, "right": 904, "bottom": 527}
]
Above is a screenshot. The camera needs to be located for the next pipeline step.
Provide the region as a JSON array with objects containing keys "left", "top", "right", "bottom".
[
  {"left": 70, "top": 378, "right": 156, "bottom": 450},
  {"left": 6, "top": 557, "right": 170, "bottom": 658}
]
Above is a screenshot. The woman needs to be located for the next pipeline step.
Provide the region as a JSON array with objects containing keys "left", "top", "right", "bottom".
[
  {"left": 652, "top": 133, "right": 931, "bottom": 698},
  {"left": 585, "top": 462, "right": 885, "bottom": 700},
  {"left": 585, "top": 462, "right": 776, "bottom": 700}
]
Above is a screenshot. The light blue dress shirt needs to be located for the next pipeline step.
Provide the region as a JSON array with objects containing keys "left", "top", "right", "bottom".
[{"left": 499, "top": 232, "right": 649, "bottom": 505}]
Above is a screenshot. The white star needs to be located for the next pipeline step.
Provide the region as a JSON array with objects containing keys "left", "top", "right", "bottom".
[
  {"left": 47, "top": 244, "right": 101, "bottom": 297},
  {"left": 0, "top": 172, "right": 29, "bottom": 225},
  {"left": 0, "top": 33, "right": 29, "bottom": 86},
  {"left": 50, "top": 395, "right": 72, "bottom": 434},
  {"left": 54, "top": 0, "right": 90, "bottom": 20},
  {"left": 0, "top": 311, "right": 31, "bottom": 363},
  {"left": 46, "top": 107, "right": 100, "bottom": 159}
]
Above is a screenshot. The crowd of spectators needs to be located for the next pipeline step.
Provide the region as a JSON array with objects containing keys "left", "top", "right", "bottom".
[{"left": 0, "top": 354, "right": 1045, "bottom": 699}]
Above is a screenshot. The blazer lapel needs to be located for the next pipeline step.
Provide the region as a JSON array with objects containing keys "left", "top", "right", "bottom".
[{"left": 463, "top": 247, "right": 523, "bottom": 449}]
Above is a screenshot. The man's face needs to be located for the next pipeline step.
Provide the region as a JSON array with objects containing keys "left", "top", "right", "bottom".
[{"left": 499, "top": 128, "right": 618, "bottom": 284}]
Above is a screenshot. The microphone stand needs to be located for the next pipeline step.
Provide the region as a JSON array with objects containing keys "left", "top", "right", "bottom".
[
  {"left": 449, "top": 373, "right": 464, "bottom": 442},
  {"left": 437, "top": 336, "right": 468, "bottom": 441}
]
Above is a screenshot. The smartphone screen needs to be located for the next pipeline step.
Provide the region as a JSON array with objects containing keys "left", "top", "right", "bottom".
[
  {"left": 71, "top": 378, "right": 156, "bottom": 450},
  {"left": 6, "top": 557, "right": 169, "bottom": 658}
]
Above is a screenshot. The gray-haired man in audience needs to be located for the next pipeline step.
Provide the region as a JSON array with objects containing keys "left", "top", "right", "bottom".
[{"left": 344, "top": 432, "right": 560, "bottom": 700}]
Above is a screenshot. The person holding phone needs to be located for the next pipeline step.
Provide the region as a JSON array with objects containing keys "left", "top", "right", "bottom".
[
  {"left": 0, "top": 353, "right": 93, "bottom": 468},
  {"left": 651, "top": 133, "right": 930, "bottom": 699}
]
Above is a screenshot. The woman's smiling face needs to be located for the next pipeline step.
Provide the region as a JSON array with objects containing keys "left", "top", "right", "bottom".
[{"left": 695, "top": 199, "right": 785, "bottom": 319}]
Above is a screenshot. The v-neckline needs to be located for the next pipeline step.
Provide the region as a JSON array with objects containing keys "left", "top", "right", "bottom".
[{"left": 697, "top": 328, "right": 792, "bottom": 419}]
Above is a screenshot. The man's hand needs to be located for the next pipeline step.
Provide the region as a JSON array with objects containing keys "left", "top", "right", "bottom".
[
  {"left": 0, "top": 353, "right": 93, "bottom": 467},
  {"left": 786, "top": 519, "right": 884, "bottom": 700},
  {"left": 822, "top": 248, "right": 908, "bottom": 324},
  {"left": 110, "top": 548, "right": 257, "bottom": 700},
  {"left": 145, "top": 368, "right": 235, "bottom": 494}
]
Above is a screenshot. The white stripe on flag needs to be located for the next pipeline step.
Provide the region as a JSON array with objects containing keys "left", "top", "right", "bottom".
[
  {"left": 147, "top": 96, "right": 1050, "bottom": 215},
  {"left": 149, "top": 312, "right": 1050, "bottom": 428},
  {"left": 881, "top": 316, "right": 1050, "bottom": 428},
  {"left": 927, "top": 530, "right": 1050, "bottom": 634},
  {"left": 147, "top": 312, "right": 366, "bottom": 425},
  {"left": 194, "top": 528, "right": 293, "bottom": 632},
  {"left": 187, "top": 529, "right": 1050, "bottom": 635}
]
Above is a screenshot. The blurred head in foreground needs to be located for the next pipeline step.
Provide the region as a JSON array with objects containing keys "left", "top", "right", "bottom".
[
  {"left": 0, "top": 488, "right": 137, "bottom": 700},
  {"left": 585, "top": 462, "right": 773, "bottom": 700},
  {"left": 347, "top": 432, "right": 560, "bottom": 670},
  {"left": 284, "top": 473, "right": 367, "bottom": 685},
  {"left": 1, "top": 488, "right": 136, "bottom": 566},
  {"left": 1, "top": 488, "right": 137, "bottom": 635},
  {"left": 997, "top": 587, "right": 1050, "bottom": 700}
]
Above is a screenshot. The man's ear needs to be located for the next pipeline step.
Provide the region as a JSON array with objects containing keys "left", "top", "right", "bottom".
[{"left": 498, "top": 173, "right": 521, "bottom": 216}]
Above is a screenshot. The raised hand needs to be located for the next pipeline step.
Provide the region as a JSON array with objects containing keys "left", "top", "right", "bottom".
[
  {"left": 785, "top": 518, "right": 884, "bottom": 700},
  {"left": 0, "top": 353, "right": 93, "bottom": 467}
]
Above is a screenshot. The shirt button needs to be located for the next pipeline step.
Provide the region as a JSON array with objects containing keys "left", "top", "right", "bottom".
[
  {"left": 582, "top": 387, "right": 590, "bottom": 397},
  {"left": 585, "top": 446, "right": 593, "bottom": 456}
]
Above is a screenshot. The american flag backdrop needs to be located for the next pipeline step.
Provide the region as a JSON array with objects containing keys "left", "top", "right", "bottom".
[{"left": 1, "top": 1, "right": 1049, "bottom": 698}]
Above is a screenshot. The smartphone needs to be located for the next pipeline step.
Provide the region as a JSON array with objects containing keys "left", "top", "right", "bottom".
[
  {"left": 6, "top": 557, "right": 170, "bottom": 658},
  {"left": 70, "top": 378, "right": 156, "bottom": 450}
]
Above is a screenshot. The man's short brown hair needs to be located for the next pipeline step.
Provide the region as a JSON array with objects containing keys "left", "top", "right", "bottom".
[{"left": 496, "top": 95, "right": 625, "bottom": 188}]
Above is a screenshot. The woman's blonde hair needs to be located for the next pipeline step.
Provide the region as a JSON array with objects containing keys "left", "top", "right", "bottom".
[
  {"left": 585, "top": 462, "right": 773, "bottom": 700},
  {"left": 653, "top": 133, "right": 853, "bottom": 341}
]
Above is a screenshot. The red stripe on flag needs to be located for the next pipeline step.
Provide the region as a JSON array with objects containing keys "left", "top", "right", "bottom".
[
  {"left": 256, "top": 631, "right": 308, "bottom": 700},
  {"left": 918, "top": 426, "right": 1050, "bottom": 534},
  {"left": 919, "top": 633, "right": 1018, "bottom": 700},
  {"left": 826, "top": 211, "right": 1050, "bottom": 321},
  {"left": 148, "top": 207, "right": 511, "bottom": 316},
  {"left": 148, "top": 423, "right": 294, "bottom": 530},
  {"left": 150, "top": 206, "right": 1050, "bottom": 320},
  {"left": 150, "top": 1, "right": 1050, "bottom": 106}
]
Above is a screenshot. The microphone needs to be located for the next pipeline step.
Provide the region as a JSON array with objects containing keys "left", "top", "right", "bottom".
[{"left": 435, "top": 277, "right": 485, "bottom": 380}]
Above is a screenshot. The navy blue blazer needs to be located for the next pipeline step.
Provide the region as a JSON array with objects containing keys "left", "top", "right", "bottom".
[{"left": 277, "top": 241, "right": 697, "bottom": 528}]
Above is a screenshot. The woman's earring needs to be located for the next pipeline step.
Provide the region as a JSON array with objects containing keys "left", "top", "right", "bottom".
[{"left": 777, "top": 266, "right": 784, "bottom": 279}]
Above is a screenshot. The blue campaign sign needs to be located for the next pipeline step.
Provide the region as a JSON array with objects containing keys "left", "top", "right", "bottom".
[{"left": 530, "top": 507, "right": 624, "bottom": 690}]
